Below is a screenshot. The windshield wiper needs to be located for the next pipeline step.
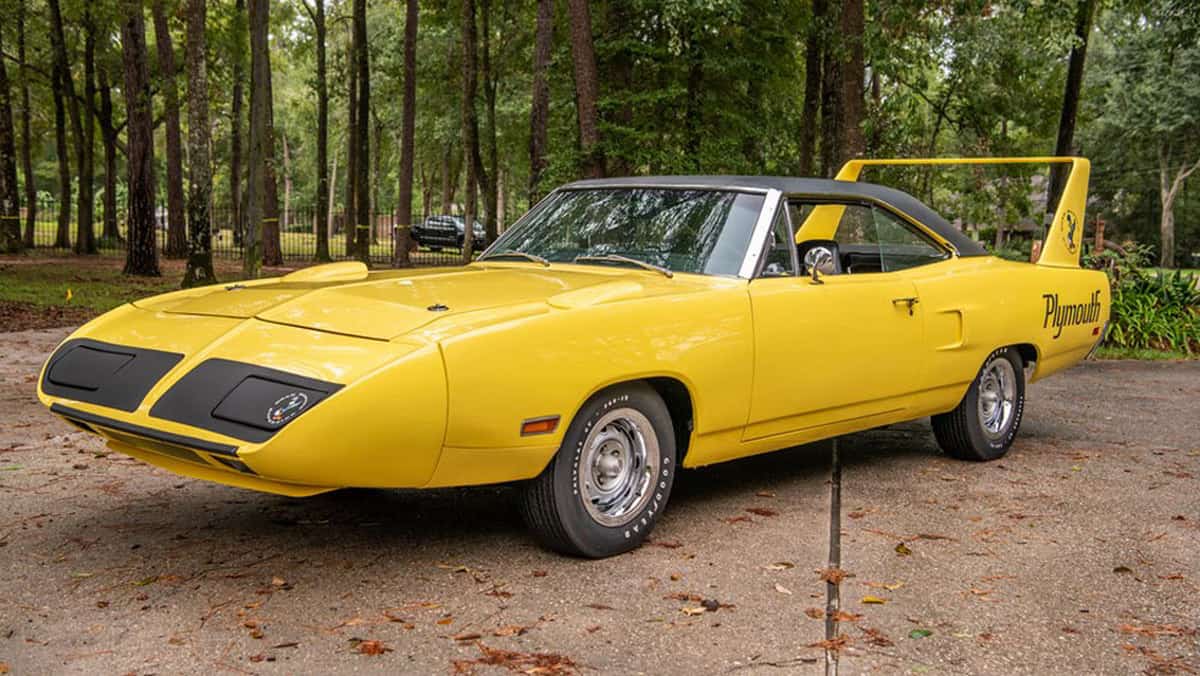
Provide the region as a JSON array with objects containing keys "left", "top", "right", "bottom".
[
  {"left": 573, "top": 254, "right": 673, "bottom": 278},
  {"left": 479, "top": 250, "right": 550, "bottom": 267}
]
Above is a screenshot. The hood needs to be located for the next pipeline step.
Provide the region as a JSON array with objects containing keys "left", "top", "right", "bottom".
[{"left": 132, "top": 263, "right": 710, "bottom": 341}]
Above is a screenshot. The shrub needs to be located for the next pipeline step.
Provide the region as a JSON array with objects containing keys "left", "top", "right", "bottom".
[{"left": 1088, "top": 245, "right": 1200, "bottom": 354}]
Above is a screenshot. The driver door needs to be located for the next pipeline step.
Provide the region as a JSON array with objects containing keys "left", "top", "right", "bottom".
[{"left": 743, "top": 201, "right": 931, "bottom": 440}]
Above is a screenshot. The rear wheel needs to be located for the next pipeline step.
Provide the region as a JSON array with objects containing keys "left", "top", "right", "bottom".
[
  {"left": 520, "top": 383, "right": 676, "bottom": 558},
  {"left": 932, "top": 347, "right": 1025, "bottom": 461}
]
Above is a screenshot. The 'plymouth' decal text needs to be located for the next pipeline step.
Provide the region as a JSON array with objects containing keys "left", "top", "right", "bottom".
[{"left": 1043, "top": 290, "right": 1102, "bottom": 339}]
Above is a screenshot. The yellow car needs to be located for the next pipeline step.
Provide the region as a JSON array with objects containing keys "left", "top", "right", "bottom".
[{"left": 38, "top": 157, "right": 1108, "bottom": 558}]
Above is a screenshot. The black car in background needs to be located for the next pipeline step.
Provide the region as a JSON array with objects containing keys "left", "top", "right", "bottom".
[{"left": 412, "top": 215, "right": 487, "bottom": 251}]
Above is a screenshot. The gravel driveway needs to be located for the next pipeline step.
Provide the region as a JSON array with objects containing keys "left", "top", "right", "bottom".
[{"left": 1, "top": 327, "right": 1196, "bottom": 675}]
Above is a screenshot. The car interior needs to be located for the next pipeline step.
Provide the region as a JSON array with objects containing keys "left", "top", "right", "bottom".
[{"left": 760, "top": 199, "right": 951, "bottom": 278}]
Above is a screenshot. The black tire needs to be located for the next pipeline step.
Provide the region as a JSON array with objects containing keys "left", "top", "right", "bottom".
[
  {"left": 931, "top": 347, "right": 1026, "bottom": 461},
  {"left": 519, "top": 382, "right": 677, "bottom": 558}
]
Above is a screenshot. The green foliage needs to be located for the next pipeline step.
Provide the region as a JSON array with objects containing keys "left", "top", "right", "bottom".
[{"left": 1092, "top": 245, "right": 1200, "bottom": 354}]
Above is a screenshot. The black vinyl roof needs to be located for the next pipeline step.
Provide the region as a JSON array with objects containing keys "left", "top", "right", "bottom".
[{"left": 562, "top": 175, "right": 988, "bottom": 257}]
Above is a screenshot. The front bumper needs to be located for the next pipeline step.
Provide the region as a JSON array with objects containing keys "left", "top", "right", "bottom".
[{"left": 38, "top": 310, "right": 451, "bottom": 492}]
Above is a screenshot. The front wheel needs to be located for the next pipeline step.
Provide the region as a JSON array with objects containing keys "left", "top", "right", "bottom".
[
  {"left": 519, "top": 383, "right": 676, "bottom": 558},
  {"left": 931, "top": 347, "right": 1026, "bottom": 461}
]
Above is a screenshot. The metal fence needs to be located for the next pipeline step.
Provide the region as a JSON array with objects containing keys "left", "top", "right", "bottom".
[{"left": 22, "top": 203, "right": 472, "bottom": 267}]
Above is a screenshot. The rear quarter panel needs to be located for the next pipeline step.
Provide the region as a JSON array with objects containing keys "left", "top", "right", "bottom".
[{"left": 909, "top": 256, "right": 1109, "bottom": 414}]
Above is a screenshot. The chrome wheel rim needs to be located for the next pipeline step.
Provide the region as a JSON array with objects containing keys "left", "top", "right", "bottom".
[
  {"left": 977, "top": 357, "right": 1017, "bottom": 440},
  {"left": 577, "top": 408, "right": 659, "bottom": 527}
]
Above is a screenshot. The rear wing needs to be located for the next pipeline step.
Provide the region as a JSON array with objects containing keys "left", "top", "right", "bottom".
[{"left": 835, "top": 157, "right": 1090, "bottom": 268}]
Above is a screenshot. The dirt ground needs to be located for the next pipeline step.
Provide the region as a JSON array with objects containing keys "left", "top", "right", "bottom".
[{"left": 1, "top": 327, "right": 1196, "bottom": 675}]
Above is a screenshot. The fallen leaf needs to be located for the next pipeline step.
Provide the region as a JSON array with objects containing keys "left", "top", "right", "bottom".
[
  {"left": 763, "top": 561, "right": 795, "bottom": 571},
  {"left": 453, "top": 644, "right": 578, "bottom": 674},
  {"left": 894, "top": 543, "right": 913, "bottom": 556},
  {"left": 586, "top": 603, "right": 615, "bottom": 611},
  {"left": 1113, "top": 566, "right": 1134, "bottom": 574},
  {"left": 723, "top": 515, "right": 753, "bottom": 525},
  {"left": 745, "top": 507, "right": 778, "bottom": 517},
  {"left": 804, "top": 607, "right": 825, "bottom": 619},
  {"left": 807, "top": 636, "right": 850, "bottom": 651},
  {"left": 909, "top": 629, "right": 933, "bottom": 639},
  {"left": 531, "top": 570, "right": 548, "bottom": 577},
  {"left": 1118, "top": 623, "right": 1197, "bottom": 638},
  {"left": 585, "top": 625, "right": 601, "bottom": 633},
  {"left": 271, "top": 642, "right": 299, "bottom": 649},
  {"left": 774, "top": 584, "right": 793, "bottom": 595},
  {"left": 492, "top": 625, "right": 531, "bottom": 637},
  {"left": 864, "top": 581, "right": 904, "bottom": 591},
  {"left": 832, "top": 610, "right": 862, "bottom": 622},
  {"left": 861, "top": 596, "right": 887, "bottom": 605},
  {"left": 249, "top": 628, "right": 264, "bottom": 639},
  {"left": 271, "top": 576, "right": 287, "bottom": 586},
  {"left": 436, "top": 617, "right": 454, "bottom": 625},
  {"left": 647, "top": 539, "right": 683, "bottom": 549},
  {"left": 664, "top": 591, "right": 703, "bottom": 603},
  {"left": 755, "top": 491, "right": 776, "bottom": 498},
  {"left": 860, "top": 626, "right": 893, "bottom": 647},
  {"left": 0, "top": 661, "right": 9, "bottom": 674},
  {"left": 818, "top": 568, "right": 851, "bottom": 585},
  {"left": 454, "top": 632, "right": 483, "bottom": 641},
  {"left": 248, "top": 654, "right": 266, "bottom": 663},
  {"left": 356, "top": 639, "right": 392, "bottom": 656},
  {"left": 681, "top": 606, "right": 706, "bottom": 616}
]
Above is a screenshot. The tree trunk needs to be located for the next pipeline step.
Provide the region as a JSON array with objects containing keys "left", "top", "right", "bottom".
[
  {"left": 353, "top": 0, "right": 370, "bottom": 264},
  {"left": 480, "top": 0, "right": 498, "bottom": 244},
  {"left": 16, "top": 0, "right": 35, "bottom": 248},
  {"left": 565, "top": 0, "right": 603, "bottom": 178},
  {"left": 0, "top": 23, "right": 20, "bottom": 253},
  {"left": 152, "top": 0, "right": 186, "bottom": 257},
  {"left": 818, "top": 2, "right": 841, "bottom": 179},
  {"left": 182, "top": 0, "right": 216, "bottom": 287},
  {"left": 49, "top": 0, "right": 95, "bottom": 253},
  {"left": 344, "top": 27, "right": 358, "bottom": 258},
  {"left": 98, "top": 66, "right": 121, "bottom": 242},
  {"left": 306, "top": 0, "right": 331, "bottom": 262},
  {"left": 1158, "top": 150, "right": 1200, "bottom": 268},
  {"left": 281, "top": 131, "right": 292, "bottom": 234},
  {"left": 460, "top": 0, "right": 478, "bottom": 263},
  {"left": 440, "top": 142, "right": 456, "bottom": 212},
  {"left": 837, "top": 0, "right": 866, "bottom": 163},
  {"left": 51, "top": 64, "right": 71, "bottom": 249},
  {"left": 262, "top": 55, "right": 282, "bottom": 266},
  {"left": 230, "top": 0, "right": 245, "bottom": 246},
  {"left": 799, "top": 0, "right": 824, "bottom": 176},
  {"left": 684, "top": 30, "right": 703, "bottom": 162},
  {"left": 1047, "top": 0, "right": 1098, "bottom": 217},
  {"left": 327, "top": 148, "right": 338, "bottom": 246},
  {"left": 370, "top": 110, "right": 381, "bottom": 243},
  {"left": 529, "top": 0, "right": 552, "bottom": 204},
  {"left": 75, "top": 11, "right": 97, "bottom": 254},
  {"left": 121, "top": 0, "right": 161, "bottom": 276},
  {"left": 393, "top": 0, "right": 417, "bottom": 267},
  {"left": 244, "top": 0, "right": 271, "bottom": 278}
]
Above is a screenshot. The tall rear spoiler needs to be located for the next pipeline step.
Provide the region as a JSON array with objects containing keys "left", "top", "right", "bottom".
[{"left": 835, "top": 157, "right": 1090, "bottom": 268}]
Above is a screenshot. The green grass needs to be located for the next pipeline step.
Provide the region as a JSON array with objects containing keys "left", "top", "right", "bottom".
[
  {"left": 1093, "top": 345, "right": 1197, "bottom": 360},
  {"left": 30, "top": 221, "right": 419, "bottom": 260},
  {"left": 0, "top": 257, "right": 253, "bottom": 314}
]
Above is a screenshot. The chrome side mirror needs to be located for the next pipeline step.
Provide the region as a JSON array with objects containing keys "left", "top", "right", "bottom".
[{"left": 804, "top": 245, "right": 834, "bottom": 285}]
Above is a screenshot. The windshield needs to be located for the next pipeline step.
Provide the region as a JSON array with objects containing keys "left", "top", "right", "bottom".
[{"left": 487, "top": 188, "right": 765, "bottom": 276}]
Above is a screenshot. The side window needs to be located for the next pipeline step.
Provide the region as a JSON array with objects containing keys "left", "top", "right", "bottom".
[
  {"left": 791, "top": 200, "right": 948, "bottom": 274},
  {"left": 873, "top": 208, "right": 949, "bottom": 272},
  {"left": 760, "top": 207, "right": 796, "bottom": 277}
]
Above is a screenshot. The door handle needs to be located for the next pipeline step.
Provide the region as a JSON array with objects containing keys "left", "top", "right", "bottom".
[{"left": 892, "top": 297, "right": 919, "bottom": 316}]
